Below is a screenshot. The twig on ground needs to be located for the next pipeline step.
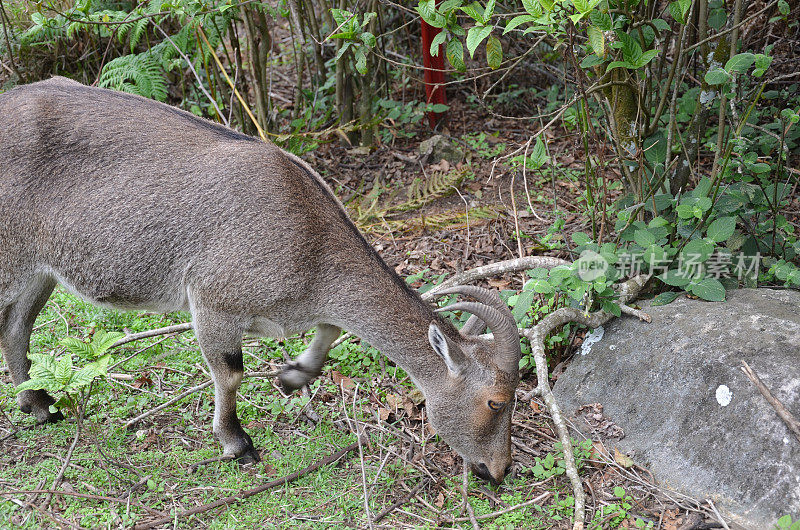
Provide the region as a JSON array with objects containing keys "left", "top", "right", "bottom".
[
  {"left": 461, "top": 465, "right": 480, "bottom": 530},
  {"left": 124, "top": 369, "right": 278, "bottom": 429},
  {"left": 133, "top": 439, "right": 363, "bottom": 530},
  {"left": 706, "top": 498, "right": 731, "bottom": 530},
  {"left": 124, "top": 378, "right": 212, "bottom": 429},
  {"left": 450, "top": 491, "right": 552, "bottom": 522},
  {"left": 522, "top": 274, "right": 649, "bottom": 530},
  {"left": 188, "top": 454, "right": 235, "bottom": 474},
  {"left": 0, "top": 489, "right": 165, "bottom": 516},
  {"left": 428, "top": 256, "right": 571, "bottom": 294},
  {"left": 41, "top": 407, "right": 85, "bottom": 511},
  {"left": 110, "top": 323, "right": 193, "bottom": 350},
  {"left": 741, "top": 360, "right": 800, "bottom": 443},
  {"left": 373, "top": 479, "right": 427, "bottom": 524}
]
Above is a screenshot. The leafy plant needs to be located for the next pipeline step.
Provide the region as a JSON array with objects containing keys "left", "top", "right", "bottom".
[{"left": 17, "top": 329, "right": 124, "bottom": 414}]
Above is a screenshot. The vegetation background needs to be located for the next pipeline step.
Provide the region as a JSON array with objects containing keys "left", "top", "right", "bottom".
[{"left": 0, "top": 0, "right": 798, "bottom": 528}]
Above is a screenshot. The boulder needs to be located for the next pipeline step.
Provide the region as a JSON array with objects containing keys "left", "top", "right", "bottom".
[
  {"left": 418, "top": 134, "right": 464, "bottom": 165},
  {"left": 553, "top": 288, "right": 800, "bottom": 529}
]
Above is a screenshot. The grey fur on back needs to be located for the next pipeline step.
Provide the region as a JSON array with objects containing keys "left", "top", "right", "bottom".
[{"left": 0, "top": 77, "right": 520, "bottom": 483}]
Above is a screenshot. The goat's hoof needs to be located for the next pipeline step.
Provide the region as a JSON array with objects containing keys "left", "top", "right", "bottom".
[
  {"left": 236, "top": 446, "right": 261, "bottom": 465},
  {"left": 279, "top": 362, "right": 313, "bottom": 393}
]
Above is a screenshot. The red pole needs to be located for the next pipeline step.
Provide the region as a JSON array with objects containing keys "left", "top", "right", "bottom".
[{"left": 421, "top": 1, "right": 446, "bottom": 128}]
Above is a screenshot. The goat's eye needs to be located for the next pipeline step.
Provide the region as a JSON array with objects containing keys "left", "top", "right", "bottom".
[{"left": 488, "top": 400, "right": 505, "bottom": 411}]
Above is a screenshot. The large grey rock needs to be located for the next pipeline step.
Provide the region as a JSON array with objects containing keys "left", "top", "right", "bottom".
[{"left": 553, "top": 288, "right": 800, "bottom": 529}]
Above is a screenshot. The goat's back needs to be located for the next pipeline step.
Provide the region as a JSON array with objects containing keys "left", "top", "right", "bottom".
[{"left": 0, "top": 77, "right": 356, "bottom": 316}]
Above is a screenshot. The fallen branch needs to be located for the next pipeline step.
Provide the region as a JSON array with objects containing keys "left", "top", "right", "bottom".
[
  {"left": 450, "top": 491, "right": 551, "bottom": 522},
  {"left": 133, "top": 439, "right": 363, "bottom": 530},
  {"left": 110, "top": 323, "right": 193, "bottom": 349},
  {"left": 372, "top": 479, "right": 427, "bottom": 523},
  {"left": 0, "top": 489, "right": 165, "bottom": 517},
  {"left": 741, "top": 360, "right": 800, "bottom": 444},
  {"left": 522, "top": 274, "right": 649, "bottom": 530},
  {"left": 124, "top": 378, "right": 213, "bottom": 430},
  {"left": 428, "top": 255, "right": 570, "bottom": 295}
]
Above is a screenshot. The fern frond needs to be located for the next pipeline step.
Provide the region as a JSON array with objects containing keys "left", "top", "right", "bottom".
[{"left": 98, "top": 53, "right": 168, "bottom": 101}]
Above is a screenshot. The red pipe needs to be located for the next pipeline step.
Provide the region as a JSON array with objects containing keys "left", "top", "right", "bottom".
[{"left": 420, "top": 0, "right": 447, "bottom": 128}]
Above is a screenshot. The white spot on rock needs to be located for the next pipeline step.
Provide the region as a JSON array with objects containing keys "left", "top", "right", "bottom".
[
  {"left": 716, "top": 385, "right": 733, "bottom": 406},
  {"left": 580, "top": 327, "right": 605, "bottom": 356}
]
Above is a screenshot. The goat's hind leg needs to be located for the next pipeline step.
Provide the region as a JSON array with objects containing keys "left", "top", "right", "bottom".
[
  {"left": 279, "top": 323, "right": 340, "bottom": 392},
  {"left": 0, "top": 275, "right": 59, "bottom": 424}
]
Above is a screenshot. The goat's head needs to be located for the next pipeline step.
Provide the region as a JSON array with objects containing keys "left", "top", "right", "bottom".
[{"left": 424, "top": 286, "right": 520, "bottom": 485}]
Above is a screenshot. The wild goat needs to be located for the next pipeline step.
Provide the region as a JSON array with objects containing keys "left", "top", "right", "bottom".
[{"left": 0, "top": 77, "right": 521, "bottom": 484}]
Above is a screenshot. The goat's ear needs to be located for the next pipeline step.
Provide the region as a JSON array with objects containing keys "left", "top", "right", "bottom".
[{"left": 429, "top": 322, "right": 464, "bottom": 376}]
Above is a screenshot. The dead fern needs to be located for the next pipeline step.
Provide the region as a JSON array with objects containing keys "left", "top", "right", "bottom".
[
  {"left": 360, "top": 206, "right": 500, "bottom": 235},
  {"left": 389, "top": 167, "right": 472, "bottom": 213}
]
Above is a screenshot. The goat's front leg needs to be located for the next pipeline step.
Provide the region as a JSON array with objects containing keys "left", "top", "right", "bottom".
[
  {"left": 192, "top": 311, "right": 259, "bottom": 464},
  {"left": 279, "top": 323, "right": 340, "bottom": 391}
]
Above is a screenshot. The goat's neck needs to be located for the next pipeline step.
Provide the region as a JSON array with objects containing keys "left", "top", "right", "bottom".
[{"left": 333, "top": 277, "right": 449, "bottom": 389}]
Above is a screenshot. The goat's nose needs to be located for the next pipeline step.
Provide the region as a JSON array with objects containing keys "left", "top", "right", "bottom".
[{"left": 472, "top": 462, "right": 495, "bottom": 483}]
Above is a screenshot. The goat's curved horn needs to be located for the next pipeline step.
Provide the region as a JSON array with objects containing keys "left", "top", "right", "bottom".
[
  {"left": 435, "top": 300, "right": 520, "bottom": 374},
  {"left": 434, "top": 285, "right": 509, "bottom": 316},
  {"left": 460, "top": 314, "right": 486, "bottom": 336}
]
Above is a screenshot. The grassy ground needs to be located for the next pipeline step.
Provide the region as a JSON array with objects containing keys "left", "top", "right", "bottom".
[{"left": 0, "top": 288, "right": 670, "bottom": 529}]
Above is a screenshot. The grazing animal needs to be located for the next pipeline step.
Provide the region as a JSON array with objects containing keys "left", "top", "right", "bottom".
[{"left": 0, "top": 77, "right": 521, "bottom": 484}]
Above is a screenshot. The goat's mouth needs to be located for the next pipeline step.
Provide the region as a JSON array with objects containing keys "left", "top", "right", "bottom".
[{"left": 470, "top": 462, "right": 505, "bottom": 486}]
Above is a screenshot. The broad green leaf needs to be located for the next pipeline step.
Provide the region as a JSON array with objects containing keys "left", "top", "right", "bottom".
[
  {"left": 689, "top": 277, "right": 726, "bottom": 301},
  {"left": 54, "top": 355, "right": 74, "bottom": 386},
  {"left": 504, "top": 14, "right": 535, "bottom": 34},
  {"left": 589, "top": 10, "right": 612, "bottom": 30},
  {"left": 459, "top": 2, "right": 484, "bottom": 23},
  {"left": 634, "top": 229, "right": 656, "bottom": 248},
  {"left": 538, "top": 0, "right": 554, "bottom": 12},
  {"left": 521, "top": 0, "right": 542, "bottom": 17},
  {"left": 587, "top": 25, "right": 604, "bottom": 58},
  {"left": 643, "top": 244, "right": 667, "bottom": 266},
  {"left": 616, "top": 31, "right": 642, "bottom": 64},
  {"left": 360, "top": 32, "right": 376, "bottom": 48},
  {"left": 511, "top": 290, "right": 535, "bottom": 322},
  {"left": 90, "top": 330, "right": 126, "bottom": 357},
  {"left": 61, "top": 337, "right": 93, "bottom": 358},
  {"left": 778, "top": 0, "right": 789, "bottom": 15},
  {"left": 725, "top": 52, "right": 755, "bottom": 73},
  {"left": 484, "top": 0, "right": 496, "bottom": 21},
  {"left": 704, "top": 67, "right": 731, "bottom": 85},
  {"left": 486, "top": 36, "right": 502, "bottom": 69},
  {"left": 430, "top": 30, "right": 447, "bottom": 55},
  {"left": 466, "top": 25, "right": 493, "bottom": 58},
  {"left": 606, "top": 60, "right": 636, "bottom": 72},
  {"left": 659, "top": 269, "right": 691, "bottom": 287},
  {"left": 696, "top": 196, "right": 712, "bottom": 212},
  {"left": 676, "top": 204, "right": 695, "bottom": 219},
  {"left": 572, "top": 231, "right": 591, "bottom": 245},
  {"left": 634, "top": 49, "right": 659, "bottom": 68},
  {"left": 650, "top": 291, "right": 680, "bottom": 306},
  {"left": 706, "top": 216, "right": 736, "bottom": 243},
  {"left": 354, "top": 48, "right": 367, "bottom": 74},
  {"left": 334, "top": 42, "right": 352, "bottom": 63},
  {"left": 531, "top": 137, "right": 547, "bottom": 168},
  {"left": 693, "top": 176, "right": 712, "bottom": 198},
  {"left": 446, "top": 38, "right": 466, "bottom": 71},
  {"left": 683, "top": 239, "right": 714, "bottom": 263},
  {"left": 529, "top": 279, "right": 554, "bottom": 294}
]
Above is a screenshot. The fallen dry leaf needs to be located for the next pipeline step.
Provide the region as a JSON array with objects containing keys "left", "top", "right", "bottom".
[{"left": 614, "top": 447, "right": 634, "bottom": 468}]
